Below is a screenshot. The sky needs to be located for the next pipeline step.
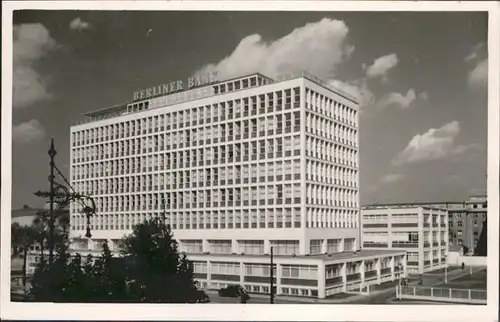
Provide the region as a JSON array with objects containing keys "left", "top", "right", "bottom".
[{"left": 11, "top": 10, "right": 488, "bottom": 209}]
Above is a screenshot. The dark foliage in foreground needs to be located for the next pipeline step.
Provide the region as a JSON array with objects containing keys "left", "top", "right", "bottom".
[{"left": 29, "top": 219, "right": 198, "bottom": 303}]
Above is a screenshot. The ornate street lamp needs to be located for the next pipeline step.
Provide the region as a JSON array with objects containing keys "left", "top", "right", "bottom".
[{"left": 34, "top": 139, "right": 96, "bottom": 265}]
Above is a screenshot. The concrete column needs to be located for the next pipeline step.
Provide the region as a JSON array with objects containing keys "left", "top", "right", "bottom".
[
  {"left": 390, "top": 256, "right": 395, "bottom": 281},
  {"left": 317, "top": 262, "right": 326, "bottom": 299},
  {"left": 202, "top": 239, "right": 210, "bottom": 253},
  {"left": 239, "top": 260, "right": 244, "bottom": 284},
  {"left": 321, "top": 239, "right": 327, "bottom": 254},
  {"left": 275, "top": 263, "right": 281, "bottom": 295},
  {"left": 341, "top": 262, "right": 347, "bottom": 292},
  {"left": 206, "top": 260, "right": 212, "bottom": 287},
  {"left": 403, "top": 254, "right": 408, "bottom": 278},
  {"left": 300, "top": 82, "right": 307, "bottom": 230},
  {"left": 231, "top": 239, "right": 238, "bottom": 254},
  {"left": 376, "top": 258, "right": 381, "bottom": 284},
  {"left": 360, "top": 260, "right": 365, "bottom": 291},
  {"left": 299, "top": 238, "right": 307, "bottom": 256},
  {"left": 264, "top": 240, "right": 271, "bottom": 254}
]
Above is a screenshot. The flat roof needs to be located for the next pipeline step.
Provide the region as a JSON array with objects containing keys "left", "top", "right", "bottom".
[
  {"left": 362, "top": 201, "right": 463, "bottom": 207},
  {"left": 361, "top": 204, "right": 448, "bottom": 212},
  {"left": 187, "top": 249, "right": 405, "bottom": 262}
]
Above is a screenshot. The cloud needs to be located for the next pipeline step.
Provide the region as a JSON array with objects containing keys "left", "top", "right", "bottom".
[
  {"left": 380, "top": 174, "right": 404, "bottom": 184},
  {"left": 328, "top": 79, "right": 374, "bottom": 106},
  {"left": 378, "top": 89, "right": 416, "bottom": 109},
  {"left": 465, "top": 42, "right": 487, "bottom": 90},
  {"left": 13, "top": 23, "right": 57, "bottom": 109},
  {"left": 451, "top": 143, "right": 482, "bottom": 156},
  {"left": 194, "top": 18, "right": 354, "bottom": 80},
  {"left": 393, "top": 121, "right": 466, "bottom": 165},
  {"left": 69, "top": 17, "right": 92, "bottom": 31},
  {"left": 12, "top": 119, "right": 46, "bottom": 144},
  {"left": 365, "top": 53, "right": 399, "bottom": 80},
  {"left": 419, "top": 92, "right": 429, "bottom": 100},
  {"left": 468, "top": 58, "right": 487, "bottom": 89},
  {"left": 465, "top": 42, "right": 486, "bottom": 62}
]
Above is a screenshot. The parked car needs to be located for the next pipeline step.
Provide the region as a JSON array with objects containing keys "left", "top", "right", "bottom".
[{"left": 218, "top": 285, "right": 251, "bottom": 301}]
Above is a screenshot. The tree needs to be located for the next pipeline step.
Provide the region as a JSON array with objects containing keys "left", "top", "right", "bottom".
[
  {"left": 87, "top": 241, "right": 128, "bottom": 302},
  {"left": 29, "top": 217, "right": 198, "bottom": 303},
  {"left": 121, "top": 219, "right": 198, "bottom": 303},
  {"left": 11, "top": 223, "right": 36, "bottom": 287},
  {"left": 11, "top": 223, "right": 23, "bottom": 256},
  {"left": 32, "top": 211, "right": 50, "bottom": 263}
]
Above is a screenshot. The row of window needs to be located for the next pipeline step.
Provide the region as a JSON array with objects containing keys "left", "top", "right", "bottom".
[
  {"left": 306, "top": 160, "right": 358, "bottom": 187},
  {"left": 305, "top": 89, "right": 357, "bottom": 127},
  {"left": 74, "top": 115, "right": 302, "bottom": 156},
  {"left": 73, "top": 157, "right": 302, "bottom": 183},
  {"left": 74, "top": 87, "right": 303, "bottom": 146},
  {"left": 179, "top": 238, "right": 356, "bottom": 256},
  {"left": 75, "top": 184, "right": 303, "bottom": 209},
  {"left": 72, "top": 130, "right": 303, "bottom": 164},
  {"left": 306, "top": 184, "right": 358, "bottom": 208},
  {"left": 306, "top": 136, "right": 357, "bottom": 167},
  {"left": 192, "top": 261, "right": 277, "bottom": 276},
  {"left": 309, "top": 238, "right": 352, "bottom": 254},
  {"left": 73, "top": 210, "right": 358, "bottom": 231},
  {"left": 305, "top": 207, "right": 358, "bottom": 229},
  {"left": 75, "top": 83, "right": 357, "bottom": 150},
  {"left": 305, "top": 111, "right": 357, "bottom": 147},
  {"left": 305, "top": 111, "right": 357, "bottom": 146},
  {"left": 71, "top": 207, "right": 306, "bottom": 231},
  {"left": 281, "top": 265, "right": 318, "bottom": 280}
]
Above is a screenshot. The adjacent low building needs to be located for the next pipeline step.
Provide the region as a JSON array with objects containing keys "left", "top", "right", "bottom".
[
  {"left": 361, "top": 205, "right": 448, "bottom": 274},
  {"left": 75, "top": 246, "right": 406, "bottom": 298}
]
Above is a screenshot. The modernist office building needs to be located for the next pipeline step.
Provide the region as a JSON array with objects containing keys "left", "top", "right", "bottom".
[
  {"left": 69, "top": 72, "right": 406, "bottom": 298},
  {"left": 361, "top": 205, "right": 449, "bottom": 274}
]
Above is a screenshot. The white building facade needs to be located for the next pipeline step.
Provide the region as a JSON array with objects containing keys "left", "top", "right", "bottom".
[
  {"left": 361, "top": 205, "right": 449, "bottom": 274},
  {"left": 69, "top": 72, "right": 406, "bottom": 298}
]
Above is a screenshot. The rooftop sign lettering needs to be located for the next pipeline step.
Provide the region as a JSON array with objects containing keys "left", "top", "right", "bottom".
[{"left": 133, "top": 72, "right": 218, "bottom": 101}]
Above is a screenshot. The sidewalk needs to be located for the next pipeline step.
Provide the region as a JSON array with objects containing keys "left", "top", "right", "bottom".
[{"left": 323, "top": 266, "right": 485, "bottom": 304}]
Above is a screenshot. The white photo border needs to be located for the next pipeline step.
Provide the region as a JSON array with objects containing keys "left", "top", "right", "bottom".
[{"left": 1, "top": 1, "right": 498, "bottom": 321}]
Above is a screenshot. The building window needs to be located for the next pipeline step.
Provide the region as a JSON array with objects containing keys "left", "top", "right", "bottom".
[
  {"left": 211, "top": 262, "right": 240, "bottom": 275},
  {"left": 180, "top": 240, "right": 203, "bottom": 253},
  {"left": 208, "top": 240, "right": 232, "bottom": 254},
  {"left": 309, "top": 240, "right": 322, "bottom": 254},
  {"left": 238, "top": 240, "right": 264, "bottom": 255},
  {"left": 270, "top": 240, "right": 299, "bottom": 255},
  {"left": 281, "top": 264, "right": 318, "bottom": 279},
  {"left": 327, "top": 239, "right": 342, "bottom": 253}
]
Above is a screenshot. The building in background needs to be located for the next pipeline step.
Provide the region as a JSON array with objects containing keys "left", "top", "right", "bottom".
[
  {"left": 361, "top": 205, "right": 448, "bottom": 274},
  {"left": 362, "top": 194, "right": 487, "bottom": 256},
  {"left": 463, "top": 195, "right": 487, "bottom": 256},
  {"left": 11, "top": 205, "right": 42, "bottom": 227},
  {"left": 68, "top": 71, "right": 407, "bottom": 298}
]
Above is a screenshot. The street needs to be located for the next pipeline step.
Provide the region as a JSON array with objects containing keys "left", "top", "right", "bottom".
[{"left": 204, "top": 290, "right": 323, "bottom": 304}]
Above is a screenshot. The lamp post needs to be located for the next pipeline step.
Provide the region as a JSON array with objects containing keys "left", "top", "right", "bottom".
[{"left": 34, "top": 138, "right": 96, "bottom": 265}]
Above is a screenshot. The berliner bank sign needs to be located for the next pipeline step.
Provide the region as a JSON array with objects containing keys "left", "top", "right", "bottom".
[{"left": 133, "top": 72, "right": 218, "bottom": 101}]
